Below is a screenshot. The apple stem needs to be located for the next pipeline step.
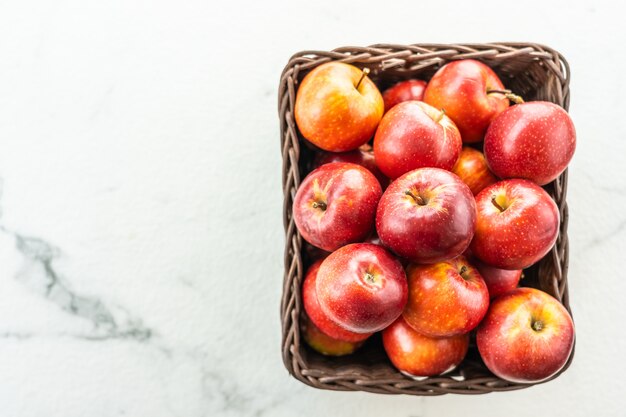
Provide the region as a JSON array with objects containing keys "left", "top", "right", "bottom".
[
  {"left": 434, "top": 108, "right": 446, "bottom": 123},
  {"left": 405, "top": 190, "right": 426, "bottom": 206},
  {"left": 491, "top": 195, "right": 506, "bottom": 212},
  {"left": 487, "top": 89, "right": 524, "bottom": 104},
  {"left": 459, "top": 265, "right": 468, "bottom": 278},
  {"left": 312, "top": 201, "right": 327, "bottom": 210},
  {"left": 355, "top": 67, "right": 370, "bottom": 90}
]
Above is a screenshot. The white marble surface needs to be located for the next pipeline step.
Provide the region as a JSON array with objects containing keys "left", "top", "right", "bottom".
[{"left": 0, "top": 0, "right": 624, "bottom": 416}]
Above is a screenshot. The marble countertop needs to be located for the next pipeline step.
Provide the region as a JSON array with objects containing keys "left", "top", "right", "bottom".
[{"left": 0, "top": 0, "right": 624, "bottom": 416}]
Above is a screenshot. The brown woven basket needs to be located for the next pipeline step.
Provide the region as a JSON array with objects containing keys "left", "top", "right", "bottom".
[{"left": 278, "top": 42, "right": 574, "bottom": 395}]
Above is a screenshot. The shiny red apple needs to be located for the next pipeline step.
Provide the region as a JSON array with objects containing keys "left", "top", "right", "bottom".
[
  {"left": 315, "top": 144, "right": 389, "bottom": 188},
  {"left": 473, "top": 259, "right": 522, "bottom": 299},
  {"left": 376, "top": 168, "right": 476, "bottom": 263},
  {"left": 471, "top": 179, "right": 559, "bottom": 270},
  {"left": 316, "top": 243, "right": 407, "bottom": 333},
  {"left": 293, "top": 162, "right": 382, "bottom": 252},
  {"left": 477, "top": 287, "right": 575, "bottom": 383},
  {"left": 452, "top": 146, "right": 498, "bottom": 195},
  {"left": 302, "top": 314, "right": 364, "bottom": 356},
  {"left": 373, "top": 101, "right": 462, "bottom": 179},
  {"left": 484, "top": 101, "right": 576, "bottom": 185},
  {"left": 295, "top": 62, "right": 383, "bottom": 152},
  {"left": 302, "top": 260, "right": 371, "bottom": 343},
  {"left": 424, "top": 59, "right": 511, "bottom": 143},
  {"left": 383, "top": 316, "right": 469, "bottom": 377},
  {"left": 403, "top": 256, "right": 489, "bottom": 337},
  {"left": 382, "top": 79, "right": 427, "bottom": 112}
]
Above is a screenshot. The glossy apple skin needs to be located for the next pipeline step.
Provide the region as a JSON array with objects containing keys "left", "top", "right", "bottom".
[
  {"left": 452, "top": 147, "right": 498, "bottom": 195},
  {"left": 374, "top": 101, "right": 462, "bottom": 179},
  {"left": 295, "top": 62, "right": 384, "bottom": 152},
  {"left": 484, "top": 101, "right": 576, "bottom": 185},
  {"left": 477, "top": 287, "right": 575, "bottom": 383},
  {"left": 473, "top": 259, "right": 522, "bottom": 299},
  {"left": 403, "top": 256, "right": 489, "bottom": 337},
  {"left": 376, "top": 168, "right": 476, "bottom": 263},
  {"left": 302, "top": 314, "right": 364, "bottom": 356},
  {"left": 316, "top": 243, "right": 408, "bottom": 333},
  {"left": 302, "top": 260, "right": 372, "bottom": 342},
  {"left": 316, "top": 145, "right": 389, "bottom": 188},
  {"left": 471, "top": 179, "right": 559, "bottom": 270},
  {"left": 424, "top": 59, "right": 509, "bottom": 143},
  {"left": 382, "top": 79, "right": 427, "bottom": 112},
  {"left": 383, "top": 316, "right": 469, "bottom": 377},
  {"left": 293, "top": 162, "right": 382, "bottom": 252}
]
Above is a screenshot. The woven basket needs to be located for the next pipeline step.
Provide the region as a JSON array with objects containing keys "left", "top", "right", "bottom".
[{"left": 278, "top": 43, "right": 574, "bottom": 395}]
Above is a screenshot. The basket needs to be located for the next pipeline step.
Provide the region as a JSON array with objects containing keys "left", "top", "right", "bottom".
[{"left": 278, "top": 42, "right": 574, "bottom": 395}]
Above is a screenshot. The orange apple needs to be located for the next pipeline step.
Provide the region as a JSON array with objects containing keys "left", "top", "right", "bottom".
[
  {"left": 302, "top": 314, "right": 364, "bottom": 356},
  {"left": 452, "top": 147, "right": 498, "bottom": 195},
  {"left": 403, "top": 256, "right": 489, "bottom": 337},
  {"left": 295, "top": 62, "right": 383, "bottom": 152},
  {"left": 383, "top": 316, "right": 469, "bottom": 377}
]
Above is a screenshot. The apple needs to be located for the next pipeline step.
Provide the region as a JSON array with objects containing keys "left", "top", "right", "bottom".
[
  {"left": 477, "top": 287, "right": 575, "bottom": 383},
  {"left": 473, "top": 259, "right": 522, "bottom": 299},
  {"left": 373, "top": 101, "right": 462, "bottom": 179},
  {"left": 316, "top": 243, "right": 407, "bottom": 333},
  {"left": 484, "top": 101, "right": 576, "bottom": 185},
  {"left": 471, "top": 179, "right": 559, "bottom": 270},
  {"left": 403, "top": 256, "right": 489, "bottom": 337},
  {"left": 293, "top": 162, "right": 382, "bottom": 252},
  {"left": 423, "top": 59, "right": 512, "bottom": 143},
  {"left": 376, "top": 167, "right": 476, "bottom": 263},
  {"left": 295, "top": 62, "right": 383, "bottom": 152},
  {"left": 302, "top": 260, "right": 371, "bottom": 342},
  {"left": 302, "top": 314, "right": 364, "bottom": 356},
  {"left": 383, "top": 316, "right": 469, "bottom": 377},
  {"left": 382, "top": 79, "right": 427, "bottom": 112},
  {"left": 452, "top": 146, "right": 498, "bottom": 195},
  {"left": 316, "top": 144, "right": 389, "bottom": 188}
]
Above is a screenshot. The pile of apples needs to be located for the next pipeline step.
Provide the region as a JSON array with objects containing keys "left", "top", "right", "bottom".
[{"left": 293, "top": 59, "right": 576, "bottom": 384}]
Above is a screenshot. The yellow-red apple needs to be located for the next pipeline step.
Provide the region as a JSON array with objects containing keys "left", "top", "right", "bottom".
[{"left": 295, "top": 62, "right": 383, "bottom": 152}]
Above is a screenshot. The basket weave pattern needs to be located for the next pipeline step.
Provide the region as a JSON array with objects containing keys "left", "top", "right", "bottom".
[{"left": 278, "top": 43, "right": 573, "bottom": 395}]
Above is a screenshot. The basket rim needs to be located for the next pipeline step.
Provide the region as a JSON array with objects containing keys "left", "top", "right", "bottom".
[{"left": 279, "top": 41, "right": 574, "bottom": 395}]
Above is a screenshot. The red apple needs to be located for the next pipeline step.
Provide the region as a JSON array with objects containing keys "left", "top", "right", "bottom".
[
  {"left": 403, "top": 256, "right": 489, "bottom": 337},
  {"left": 316, "top": 243, "right": 407, "bottom": 333},
  {"left": 302, "top": 314, "right": 364, "bottom": 356},
  {"left": 373, "top": 101, "right": 462, "bottom": 179},
  {"left": 473, "top": 259, "right": 522, "bottom": 299},
  {"left": 316, "top": 144, "right": 389, "bottom": 188},
  {"left": 471, "top": 179, "right": 559, "bottom": 270},
  {"left": 452, "top": 147, "right": 498, "bottom": 195},
  {"left": 382, "top": 79, "right": 427, "bottom": 112},
  {"left": 477, "top": 287, "right": 575, "bottom": 383},
  {"left": 423, "top": 59, "right": 510, "bottom": 143},
  {"left": 484, "top": 101, "right": 576, "bottom": 185},
  {"left": 295, "top": 62, "right": 383, "bottom": 152},
  {"left": 302, "top": 260, "right": 371, "bottom": 342},
  {"left": 383, "top": 316, "right": 469, "bottom": 377},
  {"left": 293, "top": 162, "right": 382, "bottom": 252},
  {"left": 376, "top": 168, "right": 476, "bottom": 263}
]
